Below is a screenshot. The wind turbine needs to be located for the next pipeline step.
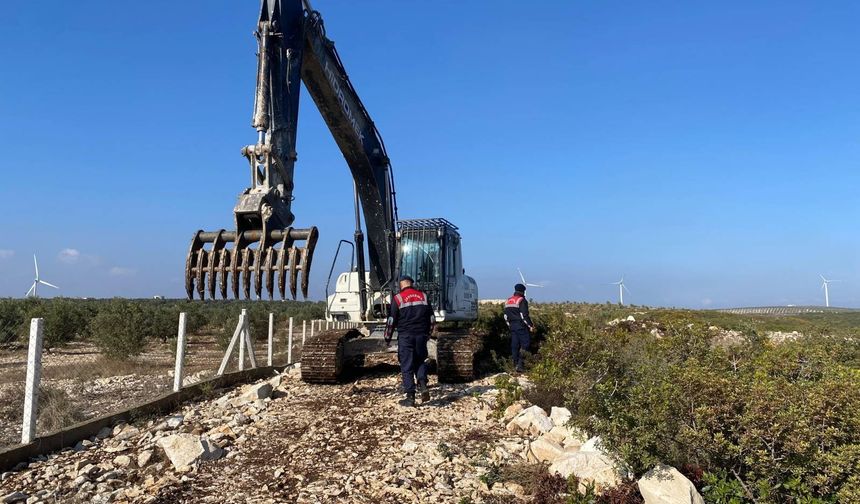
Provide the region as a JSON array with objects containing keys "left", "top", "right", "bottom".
[
  {"left": 26, "top": 255, "right": 59, "bottom": 298},
  {"left": 611, "top": 276, "right": 629, "bottom": 305},
  {"left": 518, "top": 268, "right": 544, "bottom": 289},
  {"left": 820, "top": 275, "right": 839, "bottom": 308}
]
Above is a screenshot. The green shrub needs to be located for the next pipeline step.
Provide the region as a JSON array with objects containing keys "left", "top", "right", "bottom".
[
  {"left": 529, "top": 307, "right": 860, "bottom": 503},
  {"left": 89, "top": 299, "right": 149, "bottom": 359},
  {"left": 492, "top": 374, "right": 523, "bottom": 418},
  {"left": 0, "top": 298, "right": 25, "bottom": 344},
  {"left": 40, "top": 298, "right": 93, "bottom": 348}
]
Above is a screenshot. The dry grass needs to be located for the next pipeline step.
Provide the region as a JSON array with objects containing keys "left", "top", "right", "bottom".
[
  {"left": 37, "top": 386, "right": 85, "bottom": 432},
  {"left": 0, "top": 384, "right": 85, "bottom": 442},
  {"left": 499, "top": 462, "right": 565, "bottom": 502},
  {"left": 464, "top": 427, "right": 496, "bottom": 444},
  {"left": 41, "top": 356, "right": 167, "bottom": 382},
  {"left": 0, "top": 382, "right": 24, "bottom": 423}
]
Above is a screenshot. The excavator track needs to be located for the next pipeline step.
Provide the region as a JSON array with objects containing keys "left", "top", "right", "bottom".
[
  {"left": 300, "top": 329, "right": 354, "bottom": 383},
  {"left": 436, "top": 331, "right": 483, "bottom": 383}
]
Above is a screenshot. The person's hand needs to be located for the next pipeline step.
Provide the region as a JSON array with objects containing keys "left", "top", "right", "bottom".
[{"left": 529, "top": 326, "right": 537, "bottom": 334}]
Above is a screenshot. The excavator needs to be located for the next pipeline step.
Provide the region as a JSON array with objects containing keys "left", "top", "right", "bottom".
[{"left": 185, "top": 0, "right": 481, "bottom": 382}]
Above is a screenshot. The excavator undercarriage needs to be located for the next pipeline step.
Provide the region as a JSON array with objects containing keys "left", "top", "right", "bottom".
[{"left": 300, "top": 327, "right": 484, "bottom": 384}]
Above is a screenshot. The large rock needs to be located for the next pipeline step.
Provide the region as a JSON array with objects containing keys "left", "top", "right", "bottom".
[
  {"left": 268, "top": 374, "right": 283, "bottom": 390},
  {"left": 240, "top": 382, "right": 274, "bottom": 403},
  {"left": 2, "top": 492, "right": 27, "bottom": 503},
  {"left": 638, "top": 465, "right": 705, "bottom": 504},
  {"left": 545, "top": 425, "right": 569, "bottom": 445},
  {"left": 502, "top": 403, "right": 525, "bottom": 422},
  {"left": 114, "top": 425, "right": 140, "bottom": 442},
  {"left": 112, "top": 455, "right": 133, "bottom": 468},
  {"left": 137, "top": 450, "right": 154, "bottom": 468},
  {"left": 506, "top": 406, "right": 553, "bottom": 436},
  {"left": 549, "top": 452, "right": 622, "bottom": 492},
  {"left": 549, "top": 407, "right": 571, "bottom": 426},
  {"left": 166, "top": 415, "right": 184, "bottom": 429},
  {"left": 579, "top": 436, "right": 610, "bottom": 457},
  {"left": 157, "top": 434, "right": 223, "bottom": 469},
  {"left": 527, "top": 437, "right": 564, "bottom": 463},
  {"left": 227, "top": 381, "right": 275, "bottom": 407}
]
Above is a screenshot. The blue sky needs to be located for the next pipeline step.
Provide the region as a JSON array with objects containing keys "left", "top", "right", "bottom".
[{"left": 1, "top": 1, "right": 858, "bottom": 308}]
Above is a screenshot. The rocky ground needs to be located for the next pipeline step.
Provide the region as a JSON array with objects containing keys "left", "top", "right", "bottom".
[
  {"left": 0, "top": 355, "right": 703, "bottom": 503},
  {"left": 0, "top": 357, "right": 530, "bottom": 503}
]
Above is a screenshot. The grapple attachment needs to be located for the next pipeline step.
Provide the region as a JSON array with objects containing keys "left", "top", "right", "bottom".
[{"left": 185, "top": 227, "right": 318, "bottom": 300}]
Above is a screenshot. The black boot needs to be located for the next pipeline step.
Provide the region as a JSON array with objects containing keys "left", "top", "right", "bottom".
[
  {"left": 418, "top": 381, "right": 430, "bottom": 403},
  {"left": 399, "top": 392, "right": 416, "bottom": 407}
]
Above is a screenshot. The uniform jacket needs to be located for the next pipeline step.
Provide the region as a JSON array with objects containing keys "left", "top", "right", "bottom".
[
  {"left": 504, "top": 293, "right": 534, "bottom": 331},
  {"left": 385, "top": 286, "right": 436, "bottom": 338}
]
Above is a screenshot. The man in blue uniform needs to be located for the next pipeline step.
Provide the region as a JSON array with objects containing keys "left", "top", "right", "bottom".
[
  {"left": 504, "top": 283, "right": 535, "bottom": 373},
  {"left": 385, "top": 276, "right": 436, "bottom": 407}
]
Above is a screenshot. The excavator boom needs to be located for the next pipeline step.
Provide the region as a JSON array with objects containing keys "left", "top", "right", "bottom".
[{"left": 185, "top": 0, "right": 396, "bottom": 301}]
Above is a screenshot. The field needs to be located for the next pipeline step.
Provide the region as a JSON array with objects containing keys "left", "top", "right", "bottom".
[
  {"left": 2, "top": 298, "right": 859, "bottom": 502},
  {"left": 481, "top": 302, "right": 860, "bottom": 503},
  {"left": 0, "top": 298, "right": 325, "bottom": 449}
]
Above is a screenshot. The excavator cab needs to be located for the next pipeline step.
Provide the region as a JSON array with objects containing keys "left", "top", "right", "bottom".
[
  {"left": 396, "top": 219, "right": 478, "bottom": 322},
  {"left": 326, "top": 219, "right": 478, "bottom": 323}
]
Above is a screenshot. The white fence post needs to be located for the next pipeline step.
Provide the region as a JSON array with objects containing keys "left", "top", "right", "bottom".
[
  {"left": 288, "top": 317, "right": 294, "bottom": 364},
  {"left": 267, "top": 312, "right": 274, "bottom": 367},
  {"left": 22, "top": 318, "right": 44, "bottom": 444},
  {"left": 302, "top": 320, "right": 307, "bottom": 346},
  {"left": 217, "top": 312, "right": 245, "bottom": 376},
  {"left": 173, "top": 313, "right": 187, "bottom": 392},
  {"left": 325, "top": 320, "right": 330, "bottom": 331},
  {"left": 244, "top": 313, "right": 258, "bottom": 368},
  {"left": 238, "top": 309, "right": 247, "bottom": 371}
]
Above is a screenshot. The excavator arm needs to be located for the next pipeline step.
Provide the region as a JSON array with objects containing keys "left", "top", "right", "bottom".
[
  {"left": 299, "top": 4, "right": 398, "bottom": 292},
  {"left": 185, "top": 0, "right": 397, "bottom": 300}
]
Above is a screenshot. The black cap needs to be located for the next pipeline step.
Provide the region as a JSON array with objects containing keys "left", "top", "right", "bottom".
[
  {"left": 400, "top": 275, "right": 414, "bottom": 283},
  {"left": 514, "top": 283, "right": 526, "bottom": 293}
]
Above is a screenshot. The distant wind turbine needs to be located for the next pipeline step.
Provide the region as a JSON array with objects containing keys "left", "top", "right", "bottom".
[
  {"left": 820, "top": 275, "right": 840, "bottom": 308},
  {"left": 517, "top": 268, "right": 544, "bottom": 288},
  {"left": 26, "top": 255, "right": 59, "bottom": 298},
  {"left": 611, "top": 276, "right": 629, "bottom": 305}
]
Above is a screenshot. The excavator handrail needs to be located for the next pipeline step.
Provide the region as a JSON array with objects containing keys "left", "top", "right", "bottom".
[{"left": 324, "top": 239, "right": 355, "bottom": 318}]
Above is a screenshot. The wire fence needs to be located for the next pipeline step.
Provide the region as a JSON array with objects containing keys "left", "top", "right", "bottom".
[{"left": 0, "top": 310, "right": 354, "bottom": 452}]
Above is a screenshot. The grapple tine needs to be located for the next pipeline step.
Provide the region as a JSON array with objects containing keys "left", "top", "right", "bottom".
[
  {"left": 206, "top": 249, "right": 217, "bottom": 299},
  {"left": 186, "top": 227, "right": 317, "bottom": 300},
  {"left": 231, "top": 248, "right": 241, "bottom": 299},
  {"left": 219, "top": 249, "right": 230, "bottom": 299},
  {"left": 185, "top": 231, "right": 204, "bottom": 300},
  {"left": 278, "top": 228, "right": 292, "bottom": 300},
  {"left": 277, "top": 247, "right": 287, "bottom": 299},
  {"left": 195, "top": 249, "right": 206, "bottom": 300},
  {"left": 242, "top": 248, "right": 252, "bottom": 299},
  {"left": 289, "top": 247, "right": 299, "bottom": 300},
  {"left": 253, "top": 248, "right": 264, "bottom": 300},
  {"left": 300, "top": 227, "right": 319, "bottom": 298},
  {"left": 264, "top": 250, "right": 275, "bottom": 300},
  {"left": 207, "top": 230, "right": 225, "bottom": 299}
]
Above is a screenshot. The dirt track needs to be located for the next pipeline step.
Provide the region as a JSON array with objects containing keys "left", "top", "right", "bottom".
[
  {"left": 158, "top": 358, "right": 505, "bottom": 503},
  {"left": 1, "top": 356, "right": 520, "bottom": 504}
]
